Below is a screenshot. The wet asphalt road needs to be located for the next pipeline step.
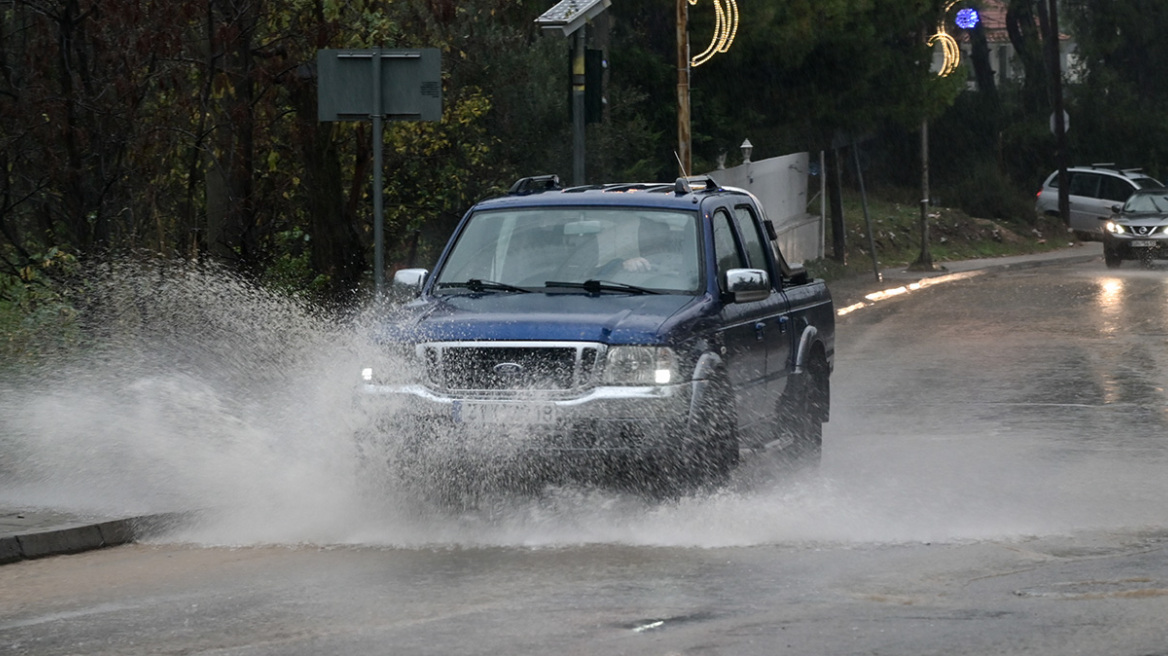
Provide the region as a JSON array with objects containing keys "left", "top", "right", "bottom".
[{"left": 3, "top": 259, "right": 1168, "bottom": 655}]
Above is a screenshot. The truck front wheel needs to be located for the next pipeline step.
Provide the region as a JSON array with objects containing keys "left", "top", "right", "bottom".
[
  {"left": 779, "top": 355, "right": 829, "bottom": 469},
  {"left": 642, "top": 375, "right": 738, "bottom": 496}
]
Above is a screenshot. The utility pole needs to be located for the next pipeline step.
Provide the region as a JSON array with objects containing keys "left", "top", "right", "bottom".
[
  {"left": 911, "top": 119, "right": 936, "bottom": 270},
  {"left": 676, "top": 0, "right": 691, "bottom": 175},
  {"left": 1046, "top": 0, "right": 1069, "bottom": 224}
]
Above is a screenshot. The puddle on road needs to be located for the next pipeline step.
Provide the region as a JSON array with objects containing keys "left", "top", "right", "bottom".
[{"left": 1014, "top": 579, "right": 1168, "bottom": 600}]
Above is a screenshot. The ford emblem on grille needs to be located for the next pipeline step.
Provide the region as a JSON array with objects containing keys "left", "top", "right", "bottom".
[{"left": 493, "top": 362, "right": 525, "bottom": 377}]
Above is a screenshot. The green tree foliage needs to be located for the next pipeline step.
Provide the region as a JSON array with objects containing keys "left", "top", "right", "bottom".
[
  {"left": 882, "top": 0, "right": 1058, "bottom": 209},
  {"left": 1064, "top": 0, "right": 1168, "bottom": 177},
  {"left": 1, "top": 0, "right": 974, "bottom": 310},
  {"left": 688, "top": 0, "right": 962, "bottom": 166}
]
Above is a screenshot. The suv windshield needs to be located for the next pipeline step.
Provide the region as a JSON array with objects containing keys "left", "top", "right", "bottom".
[
  {"left": 1123, "top": 190, "right": 1168, "bottom": 213},
  {"left": 434, "top": 207, "right": 702, "bottom": 293}
]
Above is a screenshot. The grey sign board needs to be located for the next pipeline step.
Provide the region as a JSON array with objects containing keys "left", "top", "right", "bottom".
[{"left": 317, "top": 48, "right": 441, "bottom": 122}]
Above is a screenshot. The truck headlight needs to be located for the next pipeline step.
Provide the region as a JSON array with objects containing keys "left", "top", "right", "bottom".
[
  {"left": 362, "top": 344, "right": 421, "bottom": 385},
  {"left": 603, "top": 346, "right": 676, "bottom": 385}
]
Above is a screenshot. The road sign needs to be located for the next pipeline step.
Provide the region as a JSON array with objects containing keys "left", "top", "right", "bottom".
[
  {"left": 317, "top": 49, "right": 441, "bottom": 121},
  {"left": 316, "top": 48, "right": 442, "bottom": 298}
]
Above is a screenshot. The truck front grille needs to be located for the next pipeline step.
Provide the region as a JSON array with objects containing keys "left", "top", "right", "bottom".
[{"left": 420, "top": 342, "right": 601, "bottom": 395}]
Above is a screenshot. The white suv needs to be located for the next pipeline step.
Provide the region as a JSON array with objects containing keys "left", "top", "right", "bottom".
[{"left": 1035, "top": 164, "right": 1162, "bottom": 238}]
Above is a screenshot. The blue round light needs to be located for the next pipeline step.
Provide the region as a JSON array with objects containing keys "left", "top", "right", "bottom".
[{"left": 955, "top": 8, "right": 980, "bottom": 30}]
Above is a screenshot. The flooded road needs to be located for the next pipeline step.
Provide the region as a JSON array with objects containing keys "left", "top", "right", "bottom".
[{"left": 3, "top": 259, "right": 1168, "bottom": 654}]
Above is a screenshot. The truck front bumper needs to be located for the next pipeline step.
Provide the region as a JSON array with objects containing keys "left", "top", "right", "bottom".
[{"left": 357, "top": 381, "right": 700, "bottom": 460}]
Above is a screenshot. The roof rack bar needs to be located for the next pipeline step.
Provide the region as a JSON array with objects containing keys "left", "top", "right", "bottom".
[
  {"left": 508, "top": 175, "right": 562, "bottom": 196},
  {"left": 673, "top": 175, "right": 720, "bottom": 195},
  {"left": 600, "top": 182, "right": 673, "bottom": 193}
]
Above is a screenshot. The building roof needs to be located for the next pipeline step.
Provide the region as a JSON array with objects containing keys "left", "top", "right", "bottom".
[{"left": 964, "top": 0, "right": 1069, "bottom": 44}]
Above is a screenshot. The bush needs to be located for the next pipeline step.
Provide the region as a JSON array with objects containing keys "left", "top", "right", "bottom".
[{"left": 945, "top": 163, "right": 1035, "bottom": 222}]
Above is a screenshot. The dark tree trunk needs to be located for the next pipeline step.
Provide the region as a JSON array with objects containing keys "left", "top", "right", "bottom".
[
  {"left": 968, "top": 21, "right": 999, "bottom": 107},
  {"left": 290, "top": 73, "right": 367, "bottom": 300},
  {"left": 1006, "top": 0, "right": 1049, "bottom": 114},
  {"left": 827, "top": 148, "right": 846, "bottom": 264}
]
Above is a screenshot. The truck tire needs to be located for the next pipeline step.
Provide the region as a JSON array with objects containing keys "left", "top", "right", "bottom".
[
  {"left": 694, "top": 375, "right": 739, "bottom": 485},
  {"left": 779, "top": 355, "right": 828, "bottom": 469},
  {"left": 643, "top": 374, "right": 738, "bottom": 497}
]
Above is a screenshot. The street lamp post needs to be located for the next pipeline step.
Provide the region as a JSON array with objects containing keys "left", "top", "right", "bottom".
[
  {"left": 536, "top": 0, "right": 612, "bottom": 185},
  {"left": 912, "top": 1, "right": 977, "bottom": 272}
]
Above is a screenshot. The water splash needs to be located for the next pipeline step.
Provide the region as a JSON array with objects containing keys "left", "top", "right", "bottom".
[{"left": 4, "top": 259, "right": 1167, "bottom": 550}]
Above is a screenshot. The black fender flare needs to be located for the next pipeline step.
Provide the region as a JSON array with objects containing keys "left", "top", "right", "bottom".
[
  {"left": 792, "top": 325, "right": 819, "bottom": 375},
  {"left": 687, "top": 351, "right": 725, "bottom": 425}
]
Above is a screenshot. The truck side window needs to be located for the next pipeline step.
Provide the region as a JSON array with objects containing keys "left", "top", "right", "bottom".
[
  {"left": 712, "top": 209, "right": 744, "bottom": 290},
  {"left": 733, "top": 206, "right": 770, "bottom": 274}
]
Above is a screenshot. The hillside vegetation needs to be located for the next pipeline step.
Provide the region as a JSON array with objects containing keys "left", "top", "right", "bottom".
[{"left": 809, "top": 189, "right": 1074, "bottom": 281}]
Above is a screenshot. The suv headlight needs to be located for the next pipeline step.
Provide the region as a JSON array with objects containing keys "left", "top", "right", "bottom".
[
  {"left": 1105, "top": 221, "right": 1124, "bottom": 234},
  {"left": 603, "top": 346, "right": 676, "bottom": 385}
]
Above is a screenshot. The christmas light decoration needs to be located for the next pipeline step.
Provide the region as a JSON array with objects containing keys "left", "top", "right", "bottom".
[
  {"left": 955, "top": 8, "right": 980, "bottom": 30},
  {"left": 690, "top": 0, "right": 739, "bottom": 68},
  {"left": 929, "top": 0, "right": 963, "bottom": 77}
]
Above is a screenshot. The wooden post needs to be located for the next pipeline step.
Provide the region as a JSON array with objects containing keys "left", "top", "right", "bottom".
[{"left": 676, "top": 0, "right": 691, "bottom": 175}]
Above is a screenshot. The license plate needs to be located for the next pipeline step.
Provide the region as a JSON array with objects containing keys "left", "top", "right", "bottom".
[
  {"left": 1131, "top": 240, "right": 1156, "bottom": 248},
  {"left": 454, "top": 401, "right": 559, "bottom": 425}
]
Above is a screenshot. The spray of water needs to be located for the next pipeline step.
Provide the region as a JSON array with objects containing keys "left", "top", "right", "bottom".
[
  {"left": 0, "top": 260, "right": 380, "bottom": 540},
  {"left": 3, "top": 260, "right": 1166, "bottom": 550}
]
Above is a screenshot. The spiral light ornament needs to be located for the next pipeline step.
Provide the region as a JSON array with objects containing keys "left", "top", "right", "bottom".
[
  {"left": 928, "top": 30, "right": 960, "bottom": 77},
  {"left": 689, "top": 0, "right": 739, "bottom": 68},
  {"left": 929, "top": 0, "right": 963, "bottom": 77}
]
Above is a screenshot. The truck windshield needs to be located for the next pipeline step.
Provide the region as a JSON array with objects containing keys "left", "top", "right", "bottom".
[{"left": 434, "top": 207, "right": 702, "bottom": 293}]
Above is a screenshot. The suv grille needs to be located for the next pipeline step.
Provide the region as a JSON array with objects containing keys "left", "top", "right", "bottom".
[{"left": 420, "top": 342, "right": 601, "bottom": 395}]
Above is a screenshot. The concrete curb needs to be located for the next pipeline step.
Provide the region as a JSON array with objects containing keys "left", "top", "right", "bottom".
[
  {"left": 0, "top": 513, "right": 185, "bottom": 565},
  {"left": 829, "top": 243, "right": 1102, "bottom": 309}
]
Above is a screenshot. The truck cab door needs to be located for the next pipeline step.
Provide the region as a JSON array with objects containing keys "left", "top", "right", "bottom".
[
  {"left": 712, "top": 207, "right": 787, "bottom": 446},
  {"left": 731, "top": 204, "right": 793, "bottom": 400}
]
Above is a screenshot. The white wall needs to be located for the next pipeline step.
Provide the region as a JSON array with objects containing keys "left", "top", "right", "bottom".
[{"left": 706, "top": 152, "right": 824, "bottom": 266}]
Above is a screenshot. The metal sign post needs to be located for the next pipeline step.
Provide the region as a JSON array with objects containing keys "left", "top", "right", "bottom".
[{"left": 317, "top": 48, "right": 441, "bottom": 297}]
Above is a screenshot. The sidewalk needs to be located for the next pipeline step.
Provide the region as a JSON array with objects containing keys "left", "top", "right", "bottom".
[
  {"left": 0, "top": 242, "right": 1105, "bottom": 565},
  {"left": 828, "top": 241, "right": 1102, "bottom": 309},
  {"left": 0, "top": 509, "right": 181, "bottom": 565}
]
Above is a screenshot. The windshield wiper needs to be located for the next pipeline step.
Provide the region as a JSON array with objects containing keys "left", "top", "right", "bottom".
[
  {"left": 437, "top": 279, "right": 531, "bottom": 293},
  {"left": 544, "top": 279, "right": 661, "bottom": 295}
]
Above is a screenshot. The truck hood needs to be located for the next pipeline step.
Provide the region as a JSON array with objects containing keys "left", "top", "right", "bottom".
[{"left": 387, "top": 292, "right": 705, "bottom": 344}]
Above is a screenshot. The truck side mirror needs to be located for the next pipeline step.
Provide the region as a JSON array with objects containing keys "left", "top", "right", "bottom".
[
  {"left": 392, "top": 268, "right": 429, "bottom": 298},
  {"left": 724, "top": 268, "right": 771, "bottom": 303}
]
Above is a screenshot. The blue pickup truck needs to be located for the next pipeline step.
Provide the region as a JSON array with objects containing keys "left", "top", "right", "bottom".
[{"left": 361, "top": 175, "right": 834, "bottom": 496}]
